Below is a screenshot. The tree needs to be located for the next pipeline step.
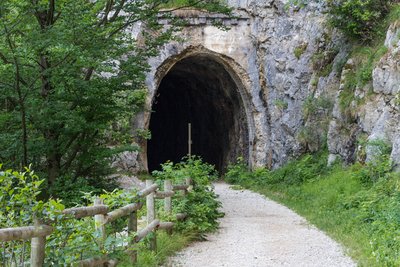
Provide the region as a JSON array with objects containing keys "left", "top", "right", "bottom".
[{"left": 0, "top": 0, "right": 229, "bottom": 195}]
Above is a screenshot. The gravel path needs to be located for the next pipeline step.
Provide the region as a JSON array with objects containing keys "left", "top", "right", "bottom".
[{"left": 166, "top": 182, "right": 356, "bottom": 267}]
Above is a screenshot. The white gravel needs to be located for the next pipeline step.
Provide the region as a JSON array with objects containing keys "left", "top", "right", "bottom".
[{"left": 166, "top": 182, "right": 356, "bottom": 267}]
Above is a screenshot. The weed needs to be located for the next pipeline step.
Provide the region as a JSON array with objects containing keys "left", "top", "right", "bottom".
[
  {"left": 119, "top": 232, "right": 193, "bottom": 266},
  {"left": 294, "top": 43, "right": 308, "bottom": 59},
  {"left": 273, "top": 99, "right": 289, "bottom": 110},
  {"left": 230, "top": 184, "right": 244, "bottom": 190}
]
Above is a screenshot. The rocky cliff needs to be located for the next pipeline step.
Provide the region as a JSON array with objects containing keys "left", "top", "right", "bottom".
[
  {"left": 328, "top": 20, "right": 400, "bottom": 168},
  {"left": 119, "top": 1, "right": 399, "bottom": 173},
  {"left": 227, "top": 0, "right": 347, "bottom": 167},
  {"left": 230, "top": 0, "right": 399, "bottom": 169}
]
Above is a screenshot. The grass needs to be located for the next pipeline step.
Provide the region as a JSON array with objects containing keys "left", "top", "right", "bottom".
[
  {"left": 160, "top": 0, "right": 228, "bottom": 9},
  {"left": 229, "top": 184, "right": 244, "bottom": 190},
  {"left": 294, "top": 43, "right": 308, "bottom": 59},
  {"left": 258, "top": 167, "right": 371, "bottom": 265},
  {"left": 161, "top": 0, "right": 192, "bottom": 8},
  {"left": 273, "top": 99, "right": 288, "bottom": 110},
  {"left": 118, "top": 230, "right": 194, "bottom": 266},
  {"left": 225, "top": 152, "right": 400, "bottom": 266}
]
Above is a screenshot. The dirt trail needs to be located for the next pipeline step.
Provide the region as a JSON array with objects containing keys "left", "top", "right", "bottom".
[{"left": 167, "top": 182, "right": 355, "bottom": 267}]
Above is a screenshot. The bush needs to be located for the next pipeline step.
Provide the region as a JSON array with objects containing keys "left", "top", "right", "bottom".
[
  {"left": 0, "top": 166, "right": 52, "bottom": 228},
  {"left": 1, "top": 158, "right": 223, "bottom": 265},
  {"left": 224, "top": 157, "right": 252, "bottom": 184},
  {"left": 355, "top": 139, "right": 393, "bottom": 185},
  {"left": 0, "top": 166, "right": 143, "bottom": 265},
  {"left": 327, "top": 0, "right": 392, "bottom": 42},
  {"left": 226, "top": 152, "right": 330, "bottom": 187},
  {"left": 48, "top": 175, "right": 100, "bottom": 207},
  {"left": 341, "top": 172, "right": 400, "bottom": 265},
  {"left": 153, "top": 157, "right": 223, "bottom": 237}
]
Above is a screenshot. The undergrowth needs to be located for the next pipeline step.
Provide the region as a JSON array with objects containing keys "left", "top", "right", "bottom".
[
  {"left": 153, "top": 156, "right": 223, "bottom": 237},
  {"left": 119, "top": 232, "right": 194, "bottom": 267},
  {"left": 0, "top": 157, "right": 222, "bottom": 266},
  {"left": 225, "top": 149, "right": 400, "bottom": 266}
]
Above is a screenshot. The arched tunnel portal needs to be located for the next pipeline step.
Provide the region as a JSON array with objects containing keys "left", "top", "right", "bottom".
[{"left": 147, "top": 53, "right": 251, "bottom": 173}]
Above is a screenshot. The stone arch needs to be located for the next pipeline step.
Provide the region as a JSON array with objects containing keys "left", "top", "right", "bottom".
[{"left": 143, "top": 45, "right": 255, "bottom": 172}]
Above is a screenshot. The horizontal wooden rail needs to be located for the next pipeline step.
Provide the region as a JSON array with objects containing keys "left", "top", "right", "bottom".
[
  {"left": 138, "top": 183, "right": 158, "bottom": 197},
  {"left": 155, "top": 190, "right": 175, "bottom": 199},
  {"left": 0, "top": 178, "right": 193, "bottom": 266},
  {"left": 158, "top": 222, "right": 174, "bottom": 230},
  {"left": 78, "top": 257, "right": 118, "bottom": 267},
  {"left": 63, "top": 205, "right": 109, "bottom": 219},
  {"left": 0, "top": 225, "right": 53, "bottom": 242},
  {"left": 135, "top": 219, "right": 160, "bottom": 242},
  {"left": 176, "top": 213, "right": 187, "bottom": 221},
  {"left": 173, "top": 184, "right": 189, "bottom": 191},
  {"left": 105, "top": 202, "right": 143, "bottom": 224}
]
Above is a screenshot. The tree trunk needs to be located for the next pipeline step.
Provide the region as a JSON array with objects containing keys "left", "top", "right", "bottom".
[{"left": 15, "top": 63, "right": 28, "bottom": 167}]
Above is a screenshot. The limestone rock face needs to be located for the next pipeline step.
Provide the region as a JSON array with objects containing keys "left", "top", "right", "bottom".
[
  {"left": 225, "top": 0, "right": 344, "bottom": 167},
  {"left": 327, "top": 59, "right": 359, "bottom": 165},
  {"left": 127, "top": 0, "right": 347, "bottom": 172},
  {"left": 123, "top": 1, "right": 400, "bottom": 173},
  {"left": 327, "top": 20, "right": 400, "bottom": 167},
  {"left": 112, "top": 150, "right": 140, "bottom": 173},
  {"left": 373, "top": 33, "right": 400, "bottom": 96},
  {"left": 368, "top": 21, "right": 400, "bottom": 166}
]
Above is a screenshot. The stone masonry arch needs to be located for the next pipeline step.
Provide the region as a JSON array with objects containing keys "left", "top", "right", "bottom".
[
  {"left": 132, "top": 11, "right": 270, "bottom": 173},
  {"left": 146, "top": 46, "right": 256, "bottom": 172}
]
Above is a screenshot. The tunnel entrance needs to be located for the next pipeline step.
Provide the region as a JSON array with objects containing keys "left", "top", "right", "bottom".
[{"left": 147, "top": 54, "right": 249, "bottom": 173}]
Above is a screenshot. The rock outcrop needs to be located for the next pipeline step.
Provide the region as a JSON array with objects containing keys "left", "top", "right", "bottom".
[
  {"left": 121, "top": 1, "right": 399, "bottom": 173},
  {"left": 328, "top": 20, "right": 400, "bottom": 167}
]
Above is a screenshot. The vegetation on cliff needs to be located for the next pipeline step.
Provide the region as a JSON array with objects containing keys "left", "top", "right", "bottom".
[{"left": 327, "top": 0, "right": 395, "bottom": 42}]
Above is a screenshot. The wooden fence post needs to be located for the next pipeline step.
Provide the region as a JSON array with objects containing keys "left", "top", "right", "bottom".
[
  {"left": 164, "top": 179, "right": 173, "bottom": 235},
  {"left": 31, "top": 219, "right": 46, "bottom": 267},
  {"left": 146, "top": 179, "right": 157, "bottom": 251},
  {"left": 128, "top": 208, "right": 138, "bottom": 263},
  {"left": 94, "top": 198, "right": 106, "bottom": 250},
  {"left": 184, "top": 177, "right": 192, "bottom": 196},
  {"left": 164, "top": 180, "right": 172, "bottom": 214},
  {"left": 185, "top": 177, "right": 192, "bottom": 187}
]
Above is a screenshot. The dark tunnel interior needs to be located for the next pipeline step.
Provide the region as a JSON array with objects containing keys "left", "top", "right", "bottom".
[{"left": 147, "top": 55, "right": 249, "bottom": 173}]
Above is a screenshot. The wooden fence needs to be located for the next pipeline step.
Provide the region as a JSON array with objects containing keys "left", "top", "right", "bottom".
[{"left": 0, "top": 178, "right": 192, "bottom": 267}]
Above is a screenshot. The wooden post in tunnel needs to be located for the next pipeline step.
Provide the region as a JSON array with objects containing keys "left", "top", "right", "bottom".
[{"left": 188, "top": 123, "right": 192, "bottom": 157}]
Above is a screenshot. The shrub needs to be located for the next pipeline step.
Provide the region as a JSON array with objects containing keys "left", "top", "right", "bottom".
[
  {"left": 153, "top": 157, "right": 223, "bottom": 236},
  {"left": 225, "top": 157, "right": 266, "bottom": 187},
  {"left": 327, "top": 0, "right": 392, "bottom": 42},
  {"left": 299, "top": 95, "right": 333, "bottom": 152},
  {"left": 311, "top": 49, "right": 338, "bottom": 73},
  {"left": 354, "top": 139, "right": 393, "bottom": 185},
  {"left": 1, "top": 159, "right": 222, "bottom": 265},
  {"left": 226, "top": 152, "right": 330, "bottom": 187},
  {"left": 0, "top": 167, "right": 143, "bottom": 265},
  {"left": 225, "top": 157, "right": 249, "bottom": 184}
]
